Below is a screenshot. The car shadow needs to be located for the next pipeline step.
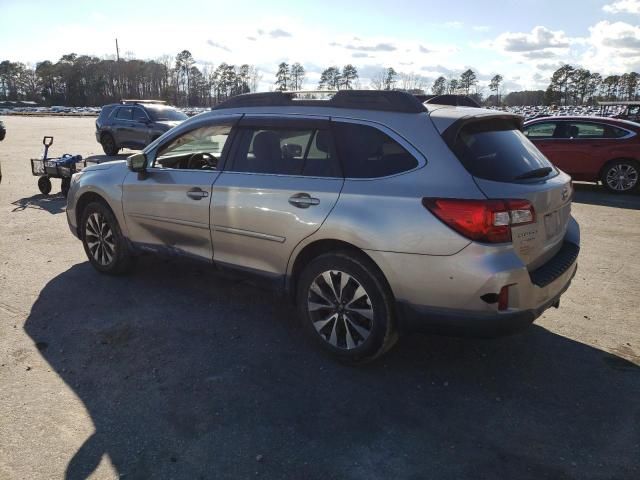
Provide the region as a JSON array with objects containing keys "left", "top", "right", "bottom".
[
  {"left": 572, "top": 182, "right": 640, "bottom": 210},
  {"left": 24, "top": 259, "right": 640, "bottom": 480},
  {"left": 11, "top": 192, "right": 67, "bottom": 214}
]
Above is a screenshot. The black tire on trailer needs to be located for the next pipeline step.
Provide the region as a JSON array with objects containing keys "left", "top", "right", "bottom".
[{"left": 38, "top": 176, "right": 52, "bottom": 195}]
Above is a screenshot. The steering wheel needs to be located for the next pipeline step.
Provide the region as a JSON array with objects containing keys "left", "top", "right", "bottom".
[{"left": 187, "top": 152, "right": 216, "bottom": 170}]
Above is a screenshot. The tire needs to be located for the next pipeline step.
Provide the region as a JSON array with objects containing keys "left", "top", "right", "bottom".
[
  {"left": 101, "top": 133, "right": 119, "bottom": 156},
  {"left": 296, "top": 251, "right": 398, "bottom": 364},
  {"left": 601, "top": 160, "right": 639, "bottom": 194},
  {"left": 38, "top": 176, "right": 52, "bottom": 195},
  {"left": 61, "top": 178, "right": 71, "bottom": 197},
  {"left": 80, "top": 201, "right": 134, "bottom": 275}
]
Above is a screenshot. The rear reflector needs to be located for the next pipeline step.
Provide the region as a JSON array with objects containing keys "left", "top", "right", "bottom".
[
  {"left": 422, "top": 198, "right": 536, "bottom": 243},
  {"left": 498, "top": 285, "right": 509, "bottom": 311}
]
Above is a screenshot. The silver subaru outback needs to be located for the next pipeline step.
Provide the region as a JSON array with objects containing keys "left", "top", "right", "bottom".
[{"left": 66, "top": 91, "right": 579, "bottom": 363}]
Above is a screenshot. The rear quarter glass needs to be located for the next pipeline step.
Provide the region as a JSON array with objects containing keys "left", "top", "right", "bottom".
[{"left": 452, "top": 120, "right": 555, "bottom": 183}]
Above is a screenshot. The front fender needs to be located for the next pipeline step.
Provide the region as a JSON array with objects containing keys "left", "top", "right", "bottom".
[{"left": 66, "top": 161, "right": 129, "bottom": 238}]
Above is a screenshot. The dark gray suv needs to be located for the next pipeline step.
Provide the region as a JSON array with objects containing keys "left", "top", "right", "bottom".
[{"left": 95, "top": 100, "right": 187, "bottom": 155}]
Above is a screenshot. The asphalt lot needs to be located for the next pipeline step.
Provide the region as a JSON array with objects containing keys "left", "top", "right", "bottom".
[{"left": 0, "top": 116, "right": 639, "bottom": 480}]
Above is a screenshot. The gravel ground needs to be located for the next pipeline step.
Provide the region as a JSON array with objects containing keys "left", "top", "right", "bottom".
[{"left": 0, "top": 116, "right": 639, "bottom": 480}]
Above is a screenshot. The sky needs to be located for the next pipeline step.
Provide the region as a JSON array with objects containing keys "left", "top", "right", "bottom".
[{"left": 1, "top": 0, "right": 639, "bottom": 93}]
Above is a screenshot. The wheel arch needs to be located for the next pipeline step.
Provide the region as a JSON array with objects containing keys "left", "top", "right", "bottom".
[
  {"left": 598, "top": 157, "right": 640, "bottom": 182},
  {"left": 75, "top": 191, "right": 116, "bottom": 237},
  {"left": 286, "top": 238, "right": 395, "bottom": 306}
]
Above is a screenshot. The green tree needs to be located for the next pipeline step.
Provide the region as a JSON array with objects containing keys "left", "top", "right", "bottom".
[
  {"left": 275, "top": 62, "right": 290, "bottom": 91},
  {"left": 383, "top": 67, "right": 397, "bottom": 90},
  {"left": 431, "top": 76, "right": 446, "bottom": 95},
  {"left": 489, "top": 74, "right": 503, "bottom": 105},
  {"left": 549, "top": 65, "right": 574, "bottom": 105},
  {"left": 290, "top": 62, "right": 305, "bottom": 90},
  {"left": 318, "top": 66, "right": 341, "bottom": 90},
  {"left": 458, "top": 69, "right": 477, "bottom": 95},
  {"left": 341, "top": 64, "right": 358, "bottom": 90}
]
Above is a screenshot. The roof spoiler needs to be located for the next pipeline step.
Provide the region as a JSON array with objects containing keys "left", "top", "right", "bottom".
[
  {"left": 441, "top": 113, "right": 524, "bottom": 149},
  {"left": 416, "top": 94, "right": 481, "bottom": 108}
]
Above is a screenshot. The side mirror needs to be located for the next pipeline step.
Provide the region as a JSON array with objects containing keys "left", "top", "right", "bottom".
[{"left": 127, "top": 153, "right": 147, "bottom": 172}]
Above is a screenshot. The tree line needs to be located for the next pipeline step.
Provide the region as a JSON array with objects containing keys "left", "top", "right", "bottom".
[
  {"left": 0, "top": 51, "right": 261, "bottom": 107},
  {"left": 544, "top": 65, "right": 638, "bottom": 106},
  {"left": 1, "top": 52, "right": 638, "bottom": 108}
]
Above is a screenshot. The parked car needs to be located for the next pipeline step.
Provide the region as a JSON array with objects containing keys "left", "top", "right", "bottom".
[
  {"left": 95, "top": 100, "right": 187, "bottom": 155},
  {"left": 524, "top": 116, "right": 640, "bottom": 193},
  {"left": 67, "top": 91, "right": 580, "bottom": 363},
  {"left": 0, "top": 119, "right": 5, "bottom": 183}
]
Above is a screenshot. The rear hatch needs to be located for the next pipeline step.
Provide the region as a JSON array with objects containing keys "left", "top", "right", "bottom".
[{"left": 441, "top": 113, "right": 573, "bottom": 270}]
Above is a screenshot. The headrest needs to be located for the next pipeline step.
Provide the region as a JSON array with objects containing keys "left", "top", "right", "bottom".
[{"left": 253, "top": 131, "right": 281, "bottom": 159}]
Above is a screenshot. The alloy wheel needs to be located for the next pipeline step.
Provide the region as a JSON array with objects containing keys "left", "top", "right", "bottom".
[
  {"left": 606, "top": 163, "right": 638, "bottom": 192},
  {"left": 307, "top": 270, "right": 374, "bottom": 350},
  {"left": 85, "top": 212, "right": 116, "bottom": 266}
]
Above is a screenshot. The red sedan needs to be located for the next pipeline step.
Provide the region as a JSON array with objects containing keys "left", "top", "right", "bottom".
[{"left": 523, "top": 116, "right": 640, "bottom": 193}]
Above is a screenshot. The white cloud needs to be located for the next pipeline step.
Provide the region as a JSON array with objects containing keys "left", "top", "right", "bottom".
[
  {"left": 580, "top": 20, "right": 640, "bottom": 73},
  {"left": 603, "top": 0, "right": 640, "bottom": 14},
  {"left": 444, "top": 21, "right": 463, "bottom": 28},
  {"left": 492, "top": 26, "right": 572, "bottom": 53}
]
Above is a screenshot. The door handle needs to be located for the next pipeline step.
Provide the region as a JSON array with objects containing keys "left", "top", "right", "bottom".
[
  {"left": 186, "top": 188, "right": 209, "bottom": 200},
  {"left": 288, "top": 193, "right": 320, "bottom": 208}
]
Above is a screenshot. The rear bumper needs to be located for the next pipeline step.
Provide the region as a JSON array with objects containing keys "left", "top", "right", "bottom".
[
  {"left": 365, "top": 216, "right": 580, "bottom": 338},
  {"left": 397, "top": 262, "right": 577, "bottom": 337}
]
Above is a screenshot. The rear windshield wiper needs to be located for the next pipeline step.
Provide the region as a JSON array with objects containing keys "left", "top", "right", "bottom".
[{"left": 515, "top": 167, "right": 553, "bottom": 180}]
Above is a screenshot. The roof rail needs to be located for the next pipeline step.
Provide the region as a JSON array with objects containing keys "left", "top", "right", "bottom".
[
  {"left": 212, "top": 90, "right": 428, "bottom": 113},
  {"left": 417, "top": 94, "right": 481, "bottom": 108},
  {"left": 120, "top": 99, "right": 167, "bottom": 105}
]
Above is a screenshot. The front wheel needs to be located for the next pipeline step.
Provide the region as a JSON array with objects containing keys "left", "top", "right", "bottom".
[
  {"left": 601, "top": 160, "right": 639, "bottom": 193},
  {"left": 80, "top": 201, "right": 134, "bottom": 274},
  {"left": 296, "top": 251, "right": 398, "bottom": 364}
]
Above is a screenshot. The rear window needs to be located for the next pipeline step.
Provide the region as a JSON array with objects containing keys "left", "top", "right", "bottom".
[
  {"left": 332, "top": 123, "right": 419, "bottom": 178},
  {"left": 147, "top": 106, "right": 188, "bottom": 121},
  {"left": 451, "top": 120, "right": 555, "bottom": 183}
]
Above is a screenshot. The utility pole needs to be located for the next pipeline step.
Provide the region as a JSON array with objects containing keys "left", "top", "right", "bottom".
[{"left": 115, "top": 38, "right": 121, "bottom": 99}]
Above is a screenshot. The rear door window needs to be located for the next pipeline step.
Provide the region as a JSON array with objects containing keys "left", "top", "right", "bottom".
[
  {"left": 568, "top": 122, "right": 628, "bottom": 139},
  {"left": 115, "top": 107, "right": 133, "bottom": 120},
  {"left": 230, "top": 125, "right": 341, "bottom": 177},
  {"left": 132, "top": 107, "right": 148, "bottom": 123},
  {"left": 524, "top": 122, "right": 556, "bottom": 139},
  {"left": 332, "top": 122, "right": 419, "bottom": 178},
  {"left": 450, "top": 119, "right": 555, "bottom": 183}
]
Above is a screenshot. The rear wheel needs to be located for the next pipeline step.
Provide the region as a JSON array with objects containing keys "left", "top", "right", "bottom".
[
  {"left": 601, "top": 160, "right": 639, "bottom": 193},
  {"left": 296, "top": 251, "right": 398, "bottom": 364},
  {"left": 80, "top": 201, "right": 134, "bottom": 274},
  {"left": 38, "top": 176, "right": 52, "bottom": 195},
  {"left": 101, "top": 133, "right": 119, "bottom": 156}
]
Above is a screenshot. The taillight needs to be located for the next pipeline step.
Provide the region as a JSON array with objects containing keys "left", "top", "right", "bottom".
[{"left": 422, "top": 198, "right": 536, "bottom": 244}]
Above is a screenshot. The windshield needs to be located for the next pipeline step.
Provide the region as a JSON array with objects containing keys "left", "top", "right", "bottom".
[
  {"left": 148, "top": 106, "right": 188, "bottom": 122},
  {"left": 451, "top": 120, "right": 556, "bottom": 183}
]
